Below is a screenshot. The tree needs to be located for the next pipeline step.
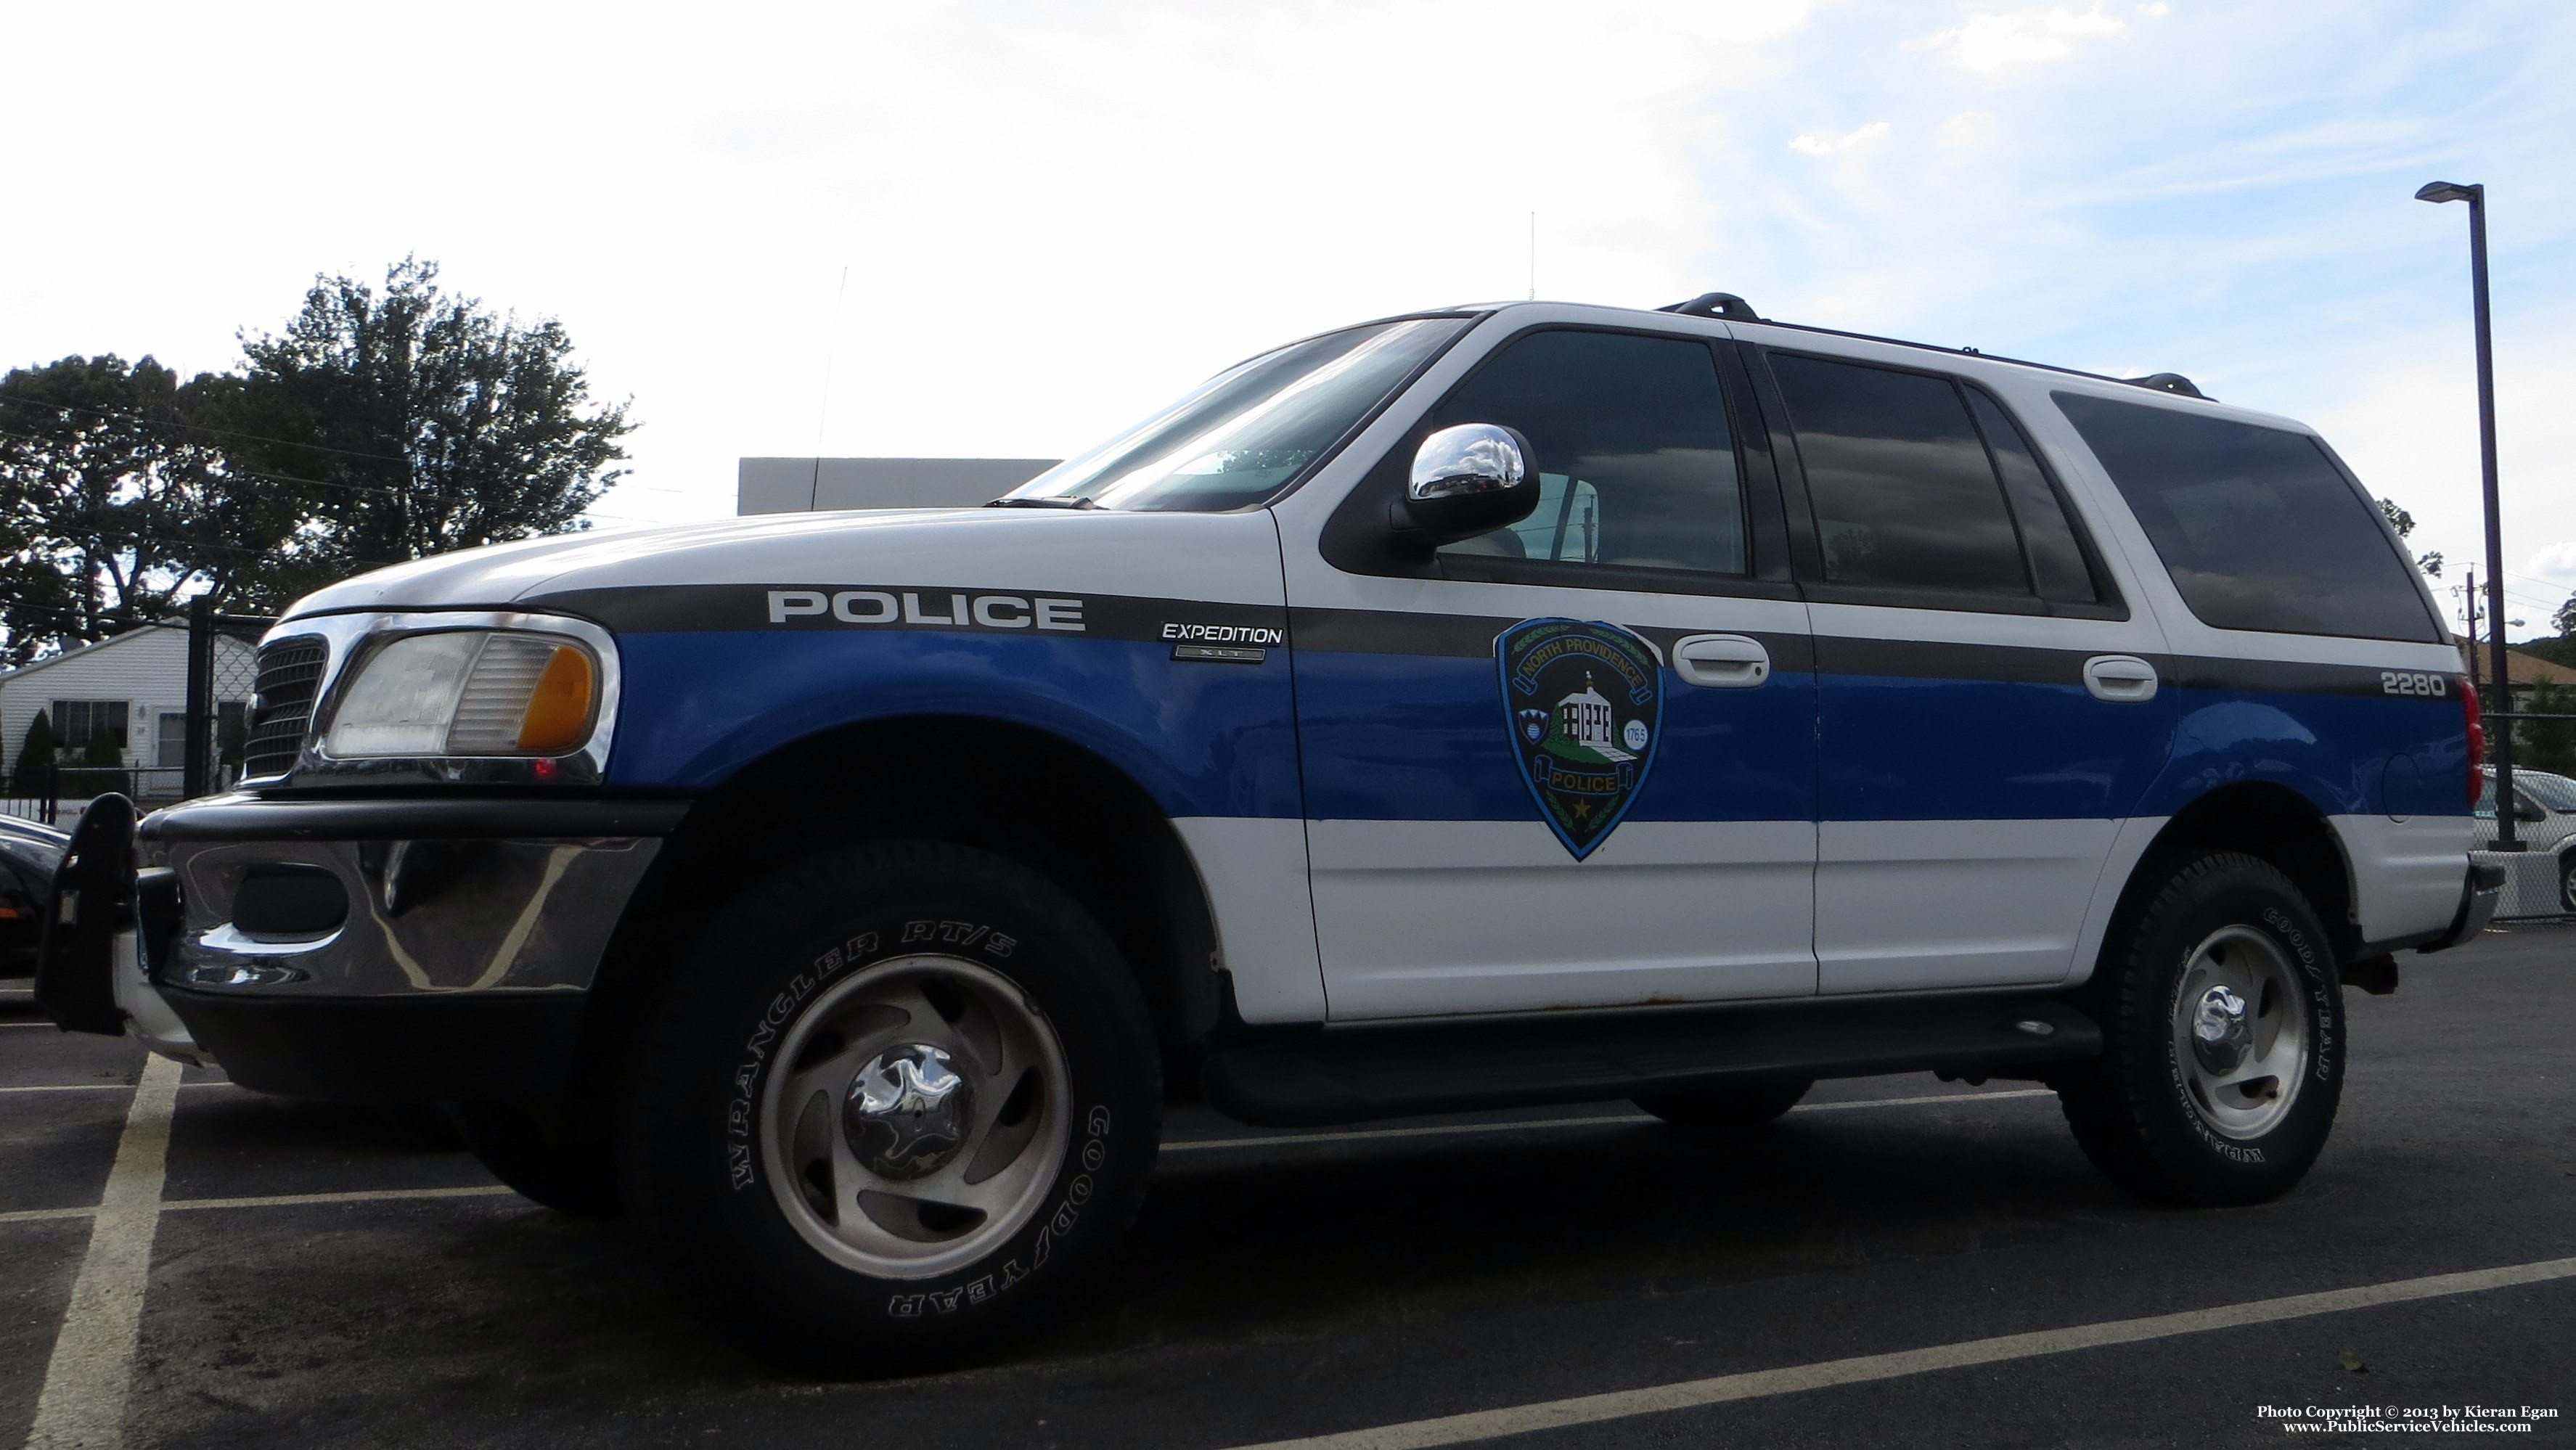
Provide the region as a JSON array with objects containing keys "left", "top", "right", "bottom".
[
  {"left": 10, "top": 708, "right": 54, "bottom": 795},
  {"left": 2378, "top": 497, "right": 2441, "bottom": 578},
  {"left": 222, "top": 258, "right": 633, "bottom": 606},
  {"left": 2519, "top": 678, "right": 2576, "bottom": 778},
  {"left": 0, "top": 356, "right": 298, "bottom": 665}
]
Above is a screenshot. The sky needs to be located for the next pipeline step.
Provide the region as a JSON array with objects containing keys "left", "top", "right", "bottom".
[{"left": 4, "top": 1, "right": 2570, "bottom": 638}]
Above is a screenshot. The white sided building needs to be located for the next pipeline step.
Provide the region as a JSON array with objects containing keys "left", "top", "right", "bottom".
[{"left": 0, "top": 626, "right": 257, "bottom": 787}]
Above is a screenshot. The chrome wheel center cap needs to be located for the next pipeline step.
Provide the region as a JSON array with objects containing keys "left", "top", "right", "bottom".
[
  {"left": 843, "top": 1044, "right": 974, "bottom": 1180},
  {"left": 2189, "top": 985, "right": 2251, "bottom": 1075}
]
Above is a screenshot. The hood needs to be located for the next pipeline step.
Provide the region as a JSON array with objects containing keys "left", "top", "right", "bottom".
[{"left": 282, "top": 507, "right": 1290, "bottom": 620}]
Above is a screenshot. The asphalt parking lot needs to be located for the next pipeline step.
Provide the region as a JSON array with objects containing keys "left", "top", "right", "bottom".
[{"left": 4, "top": 924, "right": 2570, "bottom": 1450}]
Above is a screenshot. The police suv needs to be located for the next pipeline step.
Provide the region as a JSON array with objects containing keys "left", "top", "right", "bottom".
[{"left": 39, "top": 293, "right": 2501, "bottom": 1370}]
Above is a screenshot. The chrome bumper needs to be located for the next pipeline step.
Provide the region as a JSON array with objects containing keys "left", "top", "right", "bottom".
[{"left": 154, "top": 834, "right": 662, "bottom": 999}]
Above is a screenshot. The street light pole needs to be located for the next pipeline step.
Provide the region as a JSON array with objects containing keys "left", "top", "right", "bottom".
[{"left": 2418, "top": 180, "right": 2517, "bottom": 849}]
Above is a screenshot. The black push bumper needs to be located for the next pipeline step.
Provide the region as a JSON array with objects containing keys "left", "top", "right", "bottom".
[
  {"left": 159, "top": 986, "right": 589, "bottom": 1101},
  {"left": 38, "top": 792, "right": 688, "bottom": 1102}
]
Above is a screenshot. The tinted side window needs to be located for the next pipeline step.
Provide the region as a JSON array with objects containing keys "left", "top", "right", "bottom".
[
  {"left": 1769, "top": 354, "right": 2027, "bottom": 594},
  {"left": 2054, "top": 392, "right": 2439, "bottom": 642},
  {"left": 1434, "top": 331, "right": 1746, "bottom": 576},
  {"left": 1965, "top": 390, "right": 2096, "bottom": 603}
]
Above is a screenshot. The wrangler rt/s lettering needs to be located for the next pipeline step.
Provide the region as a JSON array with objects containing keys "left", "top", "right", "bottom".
[{"left": 37, "top": 292, "right": 2494, "bottom": 1372}]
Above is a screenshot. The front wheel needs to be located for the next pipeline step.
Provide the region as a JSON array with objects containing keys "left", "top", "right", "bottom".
[
  {"left": 2056, "top": 851, "right": 2343, "bottom": 1206},
  {"left": 2558, "top": 853, "right": 2576, "bottom": 914},
  {"left": 621, "top": 842, "right": 1161, "bottom": 1373}
]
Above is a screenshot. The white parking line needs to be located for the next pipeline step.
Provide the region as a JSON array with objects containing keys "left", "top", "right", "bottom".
[
  {"left": 0, "top": 1081, "right": 238, "bottom": 1095},
  {"left": 1223, "top": 1254, "right": 2576, "bottom": 1450},
  {"left": 1162, "top": 1089, "right": 2053, "bottom": 1153},
  {"left": 0, "top": 1184, "right": 523, "bottom": 1229},
  {"left": 166, "top": 1185, "right": 518, "bottom": 1212},
  {"left": 25, "top": 1052, "right": 180, "bottom": 1450}
]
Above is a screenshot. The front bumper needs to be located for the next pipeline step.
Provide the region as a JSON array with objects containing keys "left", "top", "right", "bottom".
[{"left": 102, "top": 793, "right": 683, "bottom": 1099}]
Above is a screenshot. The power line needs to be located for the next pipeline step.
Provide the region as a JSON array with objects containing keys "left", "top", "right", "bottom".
[{"left": 0, "top": 390, "right": 412, "bottom": 464}]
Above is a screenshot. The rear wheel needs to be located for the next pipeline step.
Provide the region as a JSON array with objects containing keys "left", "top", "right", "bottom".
[
  {"left": 621, "top": 841, "right": 1161, "bottom": 1373},
  {"left": 2056, "top": 852, "right": 2342, "bottom": 1206},
  {"left": 2558, "top": 853, "right": 2576, "bottom": 913},
  {"left": 1633, "top": 1079, "right": 1810, "bottom": 1129}
]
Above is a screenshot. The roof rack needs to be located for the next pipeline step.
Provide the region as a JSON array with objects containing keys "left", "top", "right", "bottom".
[
  {"left": 2123, "top": 372, "right": 2207, "bottom": 399},
  {"left": 1656, "top": 292, "right": 1762, "bottom": 322}
]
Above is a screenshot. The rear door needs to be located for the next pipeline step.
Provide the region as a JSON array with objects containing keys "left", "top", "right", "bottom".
[
  {"left": 1281, "top": 321, "right": 1819, "bottom": 1019},
  {"left": 1743, "top": 339, "right": 2176, "bottom": 993}
]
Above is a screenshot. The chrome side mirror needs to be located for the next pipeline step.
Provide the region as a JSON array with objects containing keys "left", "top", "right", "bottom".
[
  {"left": 1393, "top": 423, "right": 1540, "bottom": 549},
  {"left": 1410, "top": 423, "right": 1528, "bottom": 500}
]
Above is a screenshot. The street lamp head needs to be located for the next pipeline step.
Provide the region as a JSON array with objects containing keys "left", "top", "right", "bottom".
[{"left": 2416, "top": 181, "right": 2482, "bottom": 205}]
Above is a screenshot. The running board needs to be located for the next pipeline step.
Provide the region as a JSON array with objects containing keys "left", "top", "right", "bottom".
[{"left": 1200, "top": 994, "right": 2101, "bottom": 1128}]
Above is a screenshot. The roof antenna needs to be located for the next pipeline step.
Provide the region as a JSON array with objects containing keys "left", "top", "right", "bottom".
[
  {"left": 1528, "top": 212, "right": 1537, "bottom": 301},
  {"left": 809, "top": 264, "right": 850, "bottom": 510}
]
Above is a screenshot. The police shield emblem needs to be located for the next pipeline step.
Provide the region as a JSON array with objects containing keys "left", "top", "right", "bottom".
[{"left": 1495, "top": 618, "right": 1663, "bottom": 860}]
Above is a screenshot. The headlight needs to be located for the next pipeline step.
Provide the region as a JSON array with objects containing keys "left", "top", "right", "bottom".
[{"left": 324, "top": 631, "right": 600, "bottom": 758}]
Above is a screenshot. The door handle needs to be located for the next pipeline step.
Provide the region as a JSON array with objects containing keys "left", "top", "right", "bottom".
[
  {"left": 2083, "top": 655, "right": 2159, "bottom": 703},
  {"left": 1672, "top": 634, "right": 1771, "bottom": 689}
]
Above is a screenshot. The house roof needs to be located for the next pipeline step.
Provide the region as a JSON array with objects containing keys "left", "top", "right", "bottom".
[
  {"left": 0, "top": 625, "right": 182, "bottom": 683},
  {"left": 2502, "top": 650, "right": 2576, "bottom": 687}
]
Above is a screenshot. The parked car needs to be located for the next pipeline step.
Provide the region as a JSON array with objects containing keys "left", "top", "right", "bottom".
[
  {"left": 40, "top": 292, "right": 2496, "bottom": 1370},
  {"left": 0, "top": 816, "right": 68, "bottom": 977},
  {"left": 2474, "top": 766, "right": 2576, "bottom": 909}
]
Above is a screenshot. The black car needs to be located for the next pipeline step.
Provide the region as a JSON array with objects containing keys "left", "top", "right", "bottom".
[{"left": 0, "top": 817, "right": 68, "bottom": 977}]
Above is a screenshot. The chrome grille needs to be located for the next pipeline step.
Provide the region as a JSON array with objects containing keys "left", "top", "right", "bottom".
[{"left": 242, "top": 636, "right": 330, "bottom": 779}]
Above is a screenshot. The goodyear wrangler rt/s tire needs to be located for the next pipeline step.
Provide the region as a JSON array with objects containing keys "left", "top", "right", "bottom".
[
  {"left": 622, "top": 842, "right": 1161, "bottom": 1373},
  {"left": 2056, "top": 851, "right": 2343, "bottom": 1207}
]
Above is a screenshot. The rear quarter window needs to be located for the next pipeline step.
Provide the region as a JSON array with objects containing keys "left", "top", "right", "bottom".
[{"left": 2053, "top": 392, "right": 2440, "bottom": 642}]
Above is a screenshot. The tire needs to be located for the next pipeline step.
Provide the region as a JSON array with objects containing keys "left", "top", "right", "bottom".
[
  {"left": 453, "top": 1100, "right": 623, "bottom": 1218},
  {"left": 2056, "top": 851, "right": 2344, "bottom": 1207},
  {"left": 621, "top": 841, "right": 1161, "bottom": 1374},
  {"left": 2559, "top": 853, "right": 2576, "bottom": 914},
  {"left": 1633, "top": 1079, "right": 1812, "bottom": 1129}
]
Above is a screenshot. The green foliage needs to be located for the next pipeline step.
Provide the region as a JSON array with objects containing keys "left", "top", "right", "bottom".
[
  {"left": 2555, "top": 592, "right": 2576, "bottom": 639},
  {"left": 2514, "top": 637, "right": 2576, "bottom": 670},
  {"left": 2517, "top": 678, "right": 2576, "bottom": 778},
  {"left": 0, "top": 356, "right": 298, "bottom": 665},
  {"left": 0, "top": 259, "right": 631, "bottom": 659},
  {"left": 10, "top": 709, "right": 54, "bottom": 795},
  {"left": 223, "top": 258, "right": 634, "bottom": 607}
]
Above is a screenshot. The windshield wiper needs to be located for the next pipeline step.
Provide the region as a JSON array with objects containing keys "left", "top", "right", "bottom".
[{"left": 985, "top": 496, "right": 1099, "bottom": 509}]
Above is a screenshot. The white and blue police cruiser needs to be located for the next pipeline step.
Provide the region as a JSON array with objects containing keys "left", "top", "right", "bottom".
[{"left": 38, "top": 292, "right": 2501, "bottom": 1369}]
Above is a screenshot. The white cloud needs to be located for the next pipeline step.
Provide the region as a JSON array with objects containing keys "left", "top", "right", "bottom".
[
  {"left": 2524, "top": 542, "right": 2576, "bottom": 588},
  {"left": 1913, "top": 4, "right": 2130, "bottom": 74},
  {"left": 1790, "top": 120, "right": 1892, "bottom": 155},
  {"left": 1937, "top": 111, "right": 1998, "bottom": 146}
]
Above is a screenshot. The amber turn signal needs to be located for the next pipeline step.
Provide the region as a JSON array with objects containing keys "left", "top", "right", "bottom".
[{"left": 515, "top": 645, "right": 598, "bottom": 752}]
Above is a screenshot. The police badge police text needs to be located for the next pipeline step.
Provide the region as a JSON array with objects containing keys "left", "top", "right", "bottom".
[{"left": 767, "top": 590, "right": 1087, "bottom": 631}]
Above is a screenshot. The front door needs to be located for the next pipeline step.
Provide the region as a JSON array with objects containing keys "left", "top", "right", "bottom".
[{"left": 1283, "top": 324, "right": 1820, "bottom": 1020}]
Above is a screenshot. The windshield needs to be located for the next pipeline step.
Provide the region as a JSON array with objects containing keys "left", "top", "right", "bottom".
[{"left": 1002, "top": 317, "right": 1468, "bottom": 512}]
